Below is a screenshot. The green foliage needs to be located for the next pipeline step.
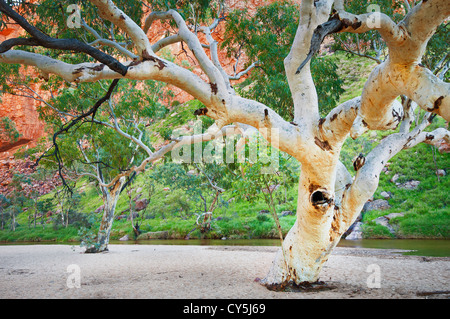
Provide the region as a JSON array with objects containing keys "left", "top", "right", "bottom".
[
  {"left": 357, "top": 134, "right": 449, "bottom": 239},
  {"left": 152, "top": 100, "right": 201, "bottom": 141},
  {"left": 0, "top": 63, "right": 20, "bottom": 98},
  {"left": 38, "top": 78, "right": 172, "bottom": 184},
  {"left": 0, "top": 174, "right": 32, "bottom": 231},
  {"left": 361, "top": 223, "right": 395, "bottom": 239},
  {"left": 0, "top": 225, "right": 80, "bottom": 242},
  {"left": 232, "top": 150, "right": 298, "bottom": 206},
  {"left": 4, "top": 0, "right": 143, "bottom": 54},
  {"left": 152, "top": 162, "right": 200, "bottom": 195},
  {"left": 151, "top": 160, "right": 230, "bottom": 217},
  {"left": 0, "top": 0, "right": 145, "bottom": 99},
  {"left": 148, "top": 0, "right": 224, "bottom": 25},
  {"left": 332, "top": 0, "right": 404, "bottom": 62},
  {"left": 0, "top": 116, "right": 21, "bottom": 144},
  {"left": 310, "top": 57, "right": 345, "bottom": 115},
  {"left": 422, "top": 22, "right": 449, "bottom": 81},
  {"left": 1, "top": 134, "right": 447, "bottom": 241},
  {"left": 78, "top": 227, "right": 102, "bottom": 251},
  {"left": 256, "top": 213, "right": 270, "bottom": 223},
  {"left": 394, "top": 210, "right": 450, "bottom": 238},
  {"left": 222, "top": 1, "right": 344, "bottom": 118}
]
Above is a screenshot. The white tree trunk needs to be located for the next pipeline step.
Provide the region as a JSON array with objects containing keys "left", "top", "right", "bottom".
[
  {"left": 262, "top": 160, "right": 355, "bottom": 285},
  {"left": 86, "top": 177, "right": 125, "bottom": 253}
]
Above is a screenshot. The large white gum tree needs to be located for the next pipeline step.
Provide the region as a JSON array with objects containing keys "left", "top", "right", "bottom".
[{"left": 0, "top": 0, "right": 448, "bottom": 286}]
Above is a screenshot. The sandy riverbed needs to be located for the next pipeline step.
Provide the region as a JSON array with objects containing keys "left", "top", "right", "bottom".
[{"left": 0, "top": 244, "right": 448, "bottom": 299}]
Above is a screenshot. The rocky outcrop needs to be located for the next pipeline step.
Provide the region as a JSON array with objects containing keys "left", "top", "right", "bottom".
[
  {"left": 373, "top": 212, "right": 405, "bottom": 236},
  {"left": 345, "top": 222, "right": 363, "bottom": 240},
  {"left": 0, "top": 157, "right": 60, "bottom": 197},
  {"left": 135, "top": 198, "right": 149, "bottom": 211},
  {"left": 0, "top": 24, "right": 47, "bottom": 159},
  {"left": 435, "top": 139, "right": 450, "bottom": 153},
  {"left": 362, "top": 199, "right": 391, "bottom": 212},
  {"left": 0, "top": 89, "right": 47, "bottom": 159},
  {"left": 119, "top": 234, "right": 129, "bottom": 241},
  {"left": 397, "top": 180, "right": 420, "bottom": 190}
]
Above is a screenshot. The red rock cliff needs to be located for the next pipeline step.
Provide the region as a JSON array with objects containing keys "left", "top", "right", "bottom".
[{"left": 0, "top": 24, "right": 47, "bottom": 159}]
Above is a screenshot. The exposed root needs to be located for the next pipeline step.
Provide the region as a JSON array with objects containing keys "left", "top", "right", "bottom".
[
  {"left": 84, "top": 246, "right": 109, "bottom": 254},
  {"left": 258, "top": 278, "right": 336, "bottom": 293}
]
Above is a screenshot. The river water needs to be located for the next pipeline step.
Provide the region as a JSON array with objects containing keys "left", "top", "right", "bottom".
[
  {"left": 109, "top": 238, "right": 450, "bottom": 257},
  {"left": 1, "top": 238, "right": 449, "bottom": 257}
]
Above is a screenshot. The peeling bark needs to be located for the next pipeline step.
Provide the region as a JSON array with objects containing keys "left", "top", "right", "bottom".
[
  {"left": 261, "top": 0, "right": 449, "bottom": 286},
  {"left": 85, "top": 177, "right": 126, "bottom": 253}
]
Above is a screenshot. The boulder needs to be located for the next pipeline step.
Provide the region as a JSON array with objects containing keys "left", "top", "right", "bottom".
[
  {"left": 436, "top": 169, "right": 446, "bottom": 177},
  {"left": 373, "top": 213, "right": 404, "bottom": 235},
  {"left": 374, "top": 216, "right": 395, "bottom": 234},
  {"left": 362, "top": 199, "right": 391, "bottom": 212},
  {"left": 187, "top": 170, "right": 197, "bottom": 176},
  {"left": 119, "top": 235, "right": 129, "bottom": 241},
  {"left": 374, "top": 216, "right": 395, "bottom": 235},
  {"left": 436, "top": 139, "right": 450, "bottom": 153},
  {"left": 345, "top": 222, "right": 363, "bottom": 240},
  {"left": 137, "top": 231, "right": 169, "bottom": 240},
  {"left": 135, "top": 198, "right": 149, "bottom": 211},
  {"left": 279, "top": 210, "right": 294, "bottom": 217},
  {"left": 397, "top": 180, "right": 420, "bottom": 190},
  {"left": 380, "top": 191, "right": 392, "bottom": 199},
  {"left": 390, "top": 173, "right": 400, "bottom": 183}
]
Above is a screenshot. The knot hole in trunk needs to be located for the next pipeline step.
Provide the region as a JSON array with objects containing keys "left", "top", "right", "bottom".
[{"left": 310, "top": 189, "right": 333, "bottom": 209}]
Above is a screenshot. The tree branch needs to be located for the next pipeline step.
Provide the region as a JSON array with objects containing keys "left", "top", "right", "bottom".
[
  {"left": 0, "top": 0, "right": 128, "bottom": 76},
  {"left": 403, "top": 65, "right": 450, "bottom": 121},
  {"left": 88, "top": 0, "right": 153, "bottom": 57},
  {"left": 284, "top": 0, "right": 334, "bottom": 125},
  {"left": 340, "top": 111, "right": 446, "bottom": 224},
  {"left": 36, "top": 79, "right": 120, "bottom": 193},
  {"left": 318, "top": 96, "right": 361, "bottom": 145},
  {"left": 144, "top": 10, "right": 228, "bottom": 98}
]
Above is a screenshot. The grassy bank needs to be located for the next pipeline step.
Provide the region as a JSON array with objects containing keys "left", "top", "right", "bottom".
[{"left": 1, "top": 133, "right": 448, "bottom": 243}]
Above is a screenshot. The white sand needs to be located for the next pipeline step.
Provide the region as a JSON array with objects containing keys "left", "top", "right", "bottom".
[{"left": 0, "top": 244, "right": 448, "bottom": 299}]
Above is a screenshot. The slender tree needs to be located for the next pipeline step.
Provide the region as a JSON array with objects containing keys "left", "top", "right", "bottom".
[{"left": 33, "top": 79, "right": 174, "bottom": 252}]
